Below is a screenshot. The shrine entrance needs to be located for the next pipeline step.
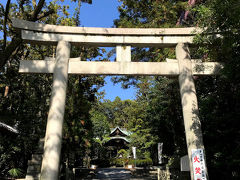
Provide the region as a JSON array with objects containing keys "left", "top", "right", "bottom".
[
  {"left": 13, "top": 19, "right": 223, "bottom": 180},
  {"left": 105, "top": 127, "right": 131, "bottom": 158}
]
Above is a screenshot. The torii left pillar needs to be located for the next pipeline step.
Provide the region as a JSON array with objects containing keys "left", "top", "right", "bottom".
[{"left": 40, "top": 41, "right": 71, "bottom": 180}]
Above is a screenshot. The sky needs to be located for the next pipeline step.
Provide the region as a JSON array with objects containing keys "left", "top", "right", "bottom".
[
  {"left": 79, "top": 0, "right": 136, "bottom": 101},
  {"left": 1, "top": 0, "right": 136, "bottom": 101}
]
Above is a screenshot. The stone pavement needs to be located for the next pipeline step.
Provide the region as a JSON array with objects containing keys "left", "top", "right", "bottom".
[
  {"left": 91, "top": 168, "right": 156, "bottom": 180},
  {"left": 96, "top": 168, "right": 131, "bottom": 179}
]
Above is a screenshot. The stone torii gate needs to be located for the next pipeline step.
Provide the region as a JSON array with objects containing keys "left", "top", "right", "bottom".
[{"left": 13, "top": 19, "right": 223, "bottom": 180}]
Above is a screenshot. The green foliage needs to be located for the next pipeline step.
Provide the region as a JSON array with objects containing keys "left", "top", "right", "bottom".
[
  {"left": 118, "top": 149, "right": 128, "bottom": 158},
  {"left": 110, "top": 158, "right": 152, "bottom": 167},
  {"left": 113, "top": 2, "right": 239, "bottom": 179},
  {"left": 8, "top": 168, "right": 23, "bottom": 178},
  {"left": 115, "top": 0, "right": 185, "bottom": 28},
  {"left": 90, "top": 95, "right": 155, "bottom": 161},
  {"left": 113, "top": 0, "right": 240, "bottom": 178},
  {"left": 114, "top": 0, "right": 240, "bottom": 178},
  {"left": 0, "top": 0, "right": 105, "bottom": 177},
  {"left": 0, "top": 133, "right": 27, "bottom": 178},
  {"left": 192, "top": 0, "right": 240, "bottom": 178},
  {"left": 133, "top": 158, "right": 153, "bottom": 167},
  {"left": 90, "top": 104, "right": 110, "bottom": 138},
  {"left": 91, "top": 96, "right": 144, "bottom": 129}
]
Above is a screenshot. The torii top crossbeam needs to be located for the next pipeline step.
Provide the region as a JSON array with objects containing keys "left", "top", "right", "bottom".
[
  {"left": 13, "top": 19, "right": 222, "bottom": 76},
  {"left": 13, "top": 19, "right": 201, "bottom": 47}
]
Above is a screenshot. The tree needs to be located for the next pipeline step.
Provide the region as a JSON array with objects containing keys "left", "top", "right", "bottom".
[
  {"left": 0, "top": 0, "right": 105, "bottom": 178},
  {"left": 0, "top": 0, "right": 52, "bottom": 69},
  {"left": 193, "top": 0, "right": 240, "bottom": 178},
  {"left": 0, "top": 0, "right": 94, "bottom": 69},
  {"left": 115, "top": 0, "right": 240, "bottom": 178}
]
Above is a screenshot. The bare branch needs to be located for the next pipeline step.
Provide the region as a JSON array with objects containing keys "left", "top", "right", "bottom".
[
  {"left": 19, "top": 0, "right": 30, "bottom": 19},
  {"left": 4, "top": 86, "right": 9, "bottom": 97},
  {"left": 30, "top": 0, "right": 45, "bottom": 21},
  {"left": 0, "top": 0, "right": 51, "bottom": 69},
  {"left": 19, "top": 0, "right": 25, "bottom": 14},
  {"left": 0, "top": 36, "right": 22, "bottom": 69},
  {"left": 0, "top": 4, "right": 4, "bottom": 16},
  {"left": 37, "top": 9, "right": 54, "bottom": 20},
  {"left": 75, "top": 0, "right": 81, "bottom": 26},
  {"left": 32, "top": 0, "right": 36, "bottom": 9}
]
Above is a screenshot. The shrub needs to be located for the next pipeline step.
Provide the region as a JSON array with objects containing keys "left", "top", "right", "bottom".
[
  {"left": 110, "top": 158, "right": 153, "bottom": 167},
  {"left": 8, "top": 168, "right": 23, "bottom": 178}
]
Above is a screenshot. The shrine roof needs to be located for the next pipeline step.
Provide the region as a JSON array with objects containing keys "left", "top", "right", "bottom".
[
  {"left": 107, "top": 136, "right": 130, "bottom": 143},
  {"left": 110, "top": 126, "right": 132, "bottom": 136}
]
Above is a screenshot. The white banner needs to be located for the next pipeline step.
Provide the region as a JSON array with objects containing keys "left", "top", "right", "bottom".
[
  {"left": 132, "top": 147, "right": 136, "bottom": 159},
  {"left": 158, "top": 143, "right": 163, "bottom": 164},
  {"left": 192, "top": 149, "right": 207, "bottom": 180}
]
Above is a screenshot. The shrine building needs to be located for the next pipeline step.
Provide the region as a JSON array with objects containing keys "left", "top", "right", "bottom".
[{"left": 104, "top": 127, "right": 131, "bottom": 158}]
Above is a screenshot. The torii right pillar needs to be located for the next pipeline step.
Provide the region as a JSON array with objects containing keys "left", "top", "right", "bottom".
[{"left": 176, "top": 43, "right": 208, "bottom": 180}]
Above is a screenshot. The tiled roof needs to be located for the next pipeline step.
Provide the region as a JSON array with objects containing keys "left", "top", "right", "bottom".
[
  {"left": 108, "top": 136, "right": 130, "bottom": 143},
  {"left": 110, "top": 126, "right": 132, "bottom": 136}
]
